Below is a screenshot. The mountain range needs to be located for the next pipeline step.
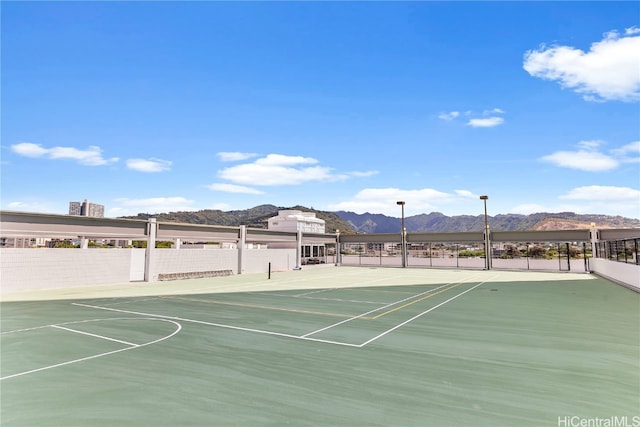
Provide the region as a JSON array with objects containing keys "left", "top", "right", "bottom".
[{"left": 121, "top": 205, "right": 640, "bottom": 234}]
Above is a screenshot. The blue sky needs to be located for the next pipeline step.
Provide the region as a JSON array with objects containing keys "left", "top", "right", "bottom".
[{"left": 2, "top": 1, "right": 639, "bottom": 219}]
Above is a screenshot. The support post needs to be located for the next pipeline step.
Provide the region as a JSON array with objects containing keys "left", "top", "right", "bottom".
[
  {"left": 238, "top": 225, "right": 246, "bottom": 275},
  {"left": 397, "top": 201, "right": 406, "bottom": 268},
  {"left": 589, "top": 223, "right": 598, "bottom": 272},
  {"left": 335, "top": 230, "right": 341, "bottom": 266},
  {"left": 295, "top": 229, "right": 302, "bottom": 270},
  {"left": 144, "top": 218, "right": 157, "bottom": 282},
  {"left": 480, "top": 196, "right": 490, "bottom": 270}
]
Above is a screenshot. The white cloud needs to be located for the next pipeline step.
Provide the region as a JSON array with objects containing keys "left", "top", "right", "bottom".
[
  {"left": 577, "top": 140, "right": 604, "bottom": 150},
  {"left": 510, "top": 203, "right": 551, "bottom": 215},
  {"left": 328, "top": 187, "right": 476, "bottom": 216},
  {"left": 439, "top": 108, "right": 506, "bottom": 127},
  {"left": 220, "top": 164, "right": 340, "bottom": 186},
  {"left": 610, "top": 140, "right": 640, "bottom": 163},
  {"left": 510, "top": 186, "right": 640, "bottom": 218},
  {"left": 559, "top": 185, "right": 640, "bottom": 201},
  {"left": 523, "top": 27, "right": 640, "bottom": 102},
  {"left": 11, "top": 142, "right": 119, "bottom": 166},
  {"left": 558, "top": 185, "right": 640, "bottom": 218},
  {"left": 217, "top": 152, "right": 259, "bottom": 162},
  {"left": 347, "top": 170, "right": 379, "bottom": 178},
  {"left": 217, "top": 153, "right": 352, "bottom": 186},
  {"left": 5, "top": 201, "right": 52, "bottom": 213},
  {"left": 255, "top": 154, "right": 318, "bottom": 166},
  {"left": 109, "top": 196, "right": 195, "bottom": 216},
  {"left": 454, "top": 190, "right": 477, "bottom": 198},
  {"left": 126, "top": 158, "right": 172, "bottom": 173},
  {"left": 205, "top": 183, "right": 264, "bottom": 194},
  {"left": 482, "top": 108, "right": 505, "bottom": 115},
  {"left": 438, "top": 111, "right": 460, "bottom": 121},
  {"left": 541, "top": 150, "right": 618, "bottom": 171},
  {"left": 540, "top": 139, "right": 640, "bottom": 172},
  {"left": 10, "top": 142, "right": 48, "bottom": 157},
  {"left": 328, "top": 184, "right": 640, "bottom": 219},
  {"left": 466, "top": 117, "right": 504, "bottom": 128}
]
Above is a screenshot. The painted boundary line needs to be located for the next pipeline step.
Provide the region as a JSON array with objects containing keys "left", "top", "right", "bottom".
[
  {"left": 358, "top": 278, "right": 496, "bottom": 347},
  {"left": 141, "top": 279, "right": 468, "bottom": 320},
  {"left": 249, "top": 290, "right": 403, "bottom": 305},
  {"left": 72, "top": 302, "right": 363, "bottom": 348},
  {"left": 299, "top": 277, "right": 482, "bottom": 338},
  {"left": 71, "top": 275, "right": 495, "bottom": 348},
  {"left": 0, "top": 318, "right": 182, "bottom": 381},
  {"left": 160, "top": 295, "right": 363, "bottom": 319},
  {"left": 51, "top": 325, "right": 139, "bottom": 347}
]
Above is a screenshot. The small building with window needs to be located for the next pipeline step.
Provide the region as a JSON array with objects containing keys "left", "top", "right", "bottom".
[
  {"left": 267, "top": 209, "right": 325, "bottom": 233},
  {"left": 267, "top": 210, "right": 327, "bottom": 264}
]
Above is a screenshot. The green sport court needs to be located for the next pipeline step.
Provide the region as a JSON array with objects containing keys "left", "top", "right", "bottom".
[{"left": 1, "top": 267, "right": 638, "bottom": 426}]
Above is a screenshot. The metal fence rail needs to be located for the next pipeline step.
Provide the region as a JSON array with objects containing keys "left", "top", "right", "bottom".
[
  {"left": 595, "top": 238, "right": 639, "bottom": 265},
  {"left": 338, "top": 240, "right": 592, "bottom": 272}
]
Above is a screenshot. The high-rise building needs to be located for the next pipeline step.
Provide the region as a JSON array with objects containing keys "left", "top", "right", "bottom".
[{"left": 69, "top": 199, "right": 104, "bottom": 218}]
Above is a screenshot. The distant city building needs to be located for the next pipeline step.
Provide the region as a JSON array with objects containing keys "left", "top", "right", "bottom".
[
  {"left": 268, "top": 210, "right": 326, "bottom": 263},
  {"left": 69, "top": 199, "right": 104, "bottom": 218},
  {"left": 267, "top": 209, "right": 325, "bottom": 233}
]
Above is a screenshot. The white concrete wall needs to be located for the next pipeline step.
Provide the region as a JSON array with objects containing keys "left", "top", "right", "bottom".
[
  {"left": 3, "top": 248, "right": 637, "bottom": 293},
  {"left": 590, "top": 258, "right": 640, "bottom": 291},
  {"left": 149, "top": 249, "right": 238, "bottom": 281},
  {"left": 147, "top": 248, "right": 298, "bottom": 279},
  {"left": 242, "top": 249, "right": 297, "bottom": 274},
  {"left": 1, "top": 248, "right": 133, "bottom": 292}
]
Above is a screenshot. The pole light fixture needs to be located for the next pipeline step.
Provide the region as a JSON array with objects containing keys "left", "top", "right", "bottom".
[
  {"left": 396, "top": 201, "right": 406, "bottom": 268},
  {"left": 479, "top": 195, "right": 490, "bottom": 270}
]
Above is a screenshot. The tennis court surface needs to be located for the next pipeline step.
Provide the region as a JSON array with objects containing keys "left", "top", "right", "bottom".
[{"left": 1, "top": 267, "right": 638, "bottom": 426}]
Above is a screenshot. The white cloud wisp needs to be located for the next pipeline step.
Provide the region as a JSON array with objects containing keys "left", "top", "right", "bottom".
[
  {"left": 540, "top": 140, "right": 638, "bottom": 172},
  {"left": 126, "top": 158, "right": 172, "bottom": 173},
  {"left": 11, "top": 142, "right": 119, "bottom": 166},
  {"left": 328, "top": 187, "right": 480, "bottom": 216},
  {"left": 217, "top": 152, "right": 260, "bottom": 162},
  {"left": 217, "top": 153, "right": 370, "bottom": 187}
]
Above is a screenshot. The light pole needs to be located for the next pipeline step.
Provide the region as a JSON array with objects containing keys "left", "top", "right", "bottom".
[
  {"left": 397, "top": 201, "right": 406, "bottom": 268},
  {"left": 480, "top": 195, "right": 490, "bottom": 270}
]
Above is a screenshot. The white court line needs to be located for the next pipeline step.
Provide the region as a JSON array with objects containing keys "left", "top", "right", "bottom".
[
  {"left": 0, "top": 318, "right": 182, "bottom": 381},
  {"left": 106, "top": 297, "right": 164, "bottom": 306},
  {"left": 296, "top": 295, "right": 386, "bottom": 305},
  {"left": 51, "top": 325, "right": 139, "bottom": 347},
  {"left": 294, "top": 288, "right": 334, "bottom": 297},
  {"left": 357, "top": 277, "right": 498, "bottom": 347},
  {"left": 300, "top": 279, "right": 476, "bottom": 338},
  {"left": 150, "top": 267, "right": 402, "bottom": 296},
  {"left": 251, "top": 292, "right": 386, "bottom": 305},
  {"left": 68, "top": 272, "right": 490, "bottom": 350},
  {"left": 72, "top": 303, "right": 362, "bottom": 348}
]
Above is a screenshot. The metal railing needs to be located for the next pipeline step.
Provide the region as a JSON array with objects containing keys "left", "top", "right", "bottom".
[{"left": 595, "top": 238, "right": 639, "bottom": 265}]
